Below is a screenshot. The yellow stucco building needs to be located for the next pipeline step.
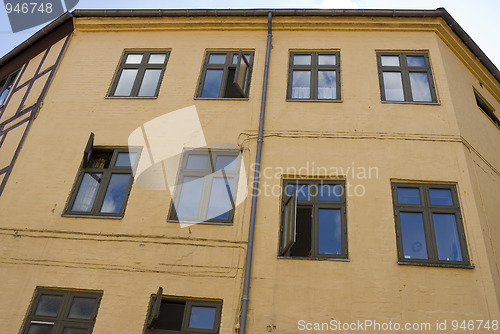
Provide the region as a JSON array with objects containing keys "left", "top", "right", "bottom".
[{"left": 0, "top": 8, "right": 499, "bottom": 334}]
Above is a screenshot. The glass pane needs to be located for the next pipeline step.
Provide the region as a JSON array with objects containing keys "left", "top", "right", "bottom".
[
  {"left": 125, "top": 54, "right": 143, "bottom": 64},
  {"left": 232, "top": 54, "right": 250, "bottom": 65},
  {"left": 318, "top": 71, "right": 336, "bottom": 99},
  {"left": 215, "top": 155, "right": 237, "bottom": 171},
  {"left": 409, "top": 72, "right": 432, "bottom": 102},
  {"left": 291, "top": 71, "right": 310, "bottom": 99},
  {"left": 318, "top": 55, "right": 336, "bottom": 65},
  {"left": 186, "top": 154, "right": 208, "bottom": 170},
  {"left": 115, "top": 152, "right": 137, "bottom": 167},
  {"left": 400, "top": 212, "right": 428, "bottom": 259},
  {"left": 318, "top": 209, "right": 342, "bottom": 255},
  {"left": 63, "top": 329, "right": 87, "bottom": 334},
  {"left": 35, "top": 295, "right": 63, "bottom": 316},
  {"left": 293, "top": 55, "right": 311, "bottom": 65},
  {"left": 72, "top": 173, "right": 102, "bottom": 212},
  {"left": 206, "top": 177, "right": 234, "bottom": 220},
  {"left": 382, "top": 72, "right": 404, "bottom": 101},
  {"left": 28, "top": 324, "right": 53, "bottom": 334},
  {"left": 433, "top": 214, "right": 462, "bottom": 261},
  {"left": 68, "top": 297, "right": 96, "bottom": 319},
  {"left": 201, "top": 70, "right": 223, "bottom": 97},
  {"left": 318, "top": 185, "right": 342, "bottom": 201},
  {"left": 286, "top": 184, "right": 309, "bottom": 201},
  {"left": 208, "top": 54, "right": 226, "bottom": 64},
  {"left": 397, "top": 187, "right": 420, "bottom": 205},
  {"left": 138, "top": 69, "right": 162, "bottom": 97},
  {"left": 114, "top": 69, "right": 138, "bottom": 96},
  {"left": 148, "top": 54, "right": 166, "bottom": 64},
  {"left": 0, "top": 74, "right": 16, "bottom": 105},
  {"left": 189, "top": 306, "right": 217, "bottom": 329},
  {"left": 176, "top": 177, "right": 204, "bottom": 218},
  {"left": 155, "top": 301, "right": 185, "bottom": 330},
  {"left": 0, "top": 87, "right": 10, "bottom": 105},
  {"left": 381, "top": 55, "right": 400, "bottom": 66},
  {"left": 233, "top": 54, "right": 250, "bottom": 65},
  {"left": 100, "top": 174, "right": 132, "bottom": 213},
  {"left": 429, "top": 188, "right": 454, "bottom": 206},
  {"left": 407, "top": 55, "right": 426, "bottom": 67}
]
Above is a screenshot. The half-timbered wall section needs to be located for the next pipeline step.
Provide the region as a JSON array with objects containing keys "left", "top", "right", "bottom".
[{"left": 0, "top": 22, "right": 72, "bottom": 196}]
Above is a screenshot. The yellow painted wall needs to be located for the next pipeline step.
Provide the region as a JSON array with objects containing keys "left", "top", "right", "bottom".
[{"left": 0, "top": 14, "right": 499, "bottom": 334}]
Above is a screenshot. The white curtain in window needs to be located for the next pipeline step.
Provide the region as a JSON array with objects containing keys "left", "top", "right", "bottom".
[
  {"left": 72, "top": 173, "right": 101, "bottom": 212},
  {"left": 318, "top": 87, "right": 336, "bottom": 99},
  {"left": 292, "top": 87, "right": 310, "bottom": 99}
]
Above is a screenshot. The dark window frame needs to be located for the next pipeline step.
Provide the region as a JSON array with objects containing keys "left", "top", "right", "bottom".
[
  {"left": 377, "top": 52, "right": 438, "bottom": 103},
  {"left": 279, "top": 179, "right": 348, "bottom": 260},
  {"left": 0, "top": 70, "right": 19, "bottom": 106},
  {"left": 63, "top": 134, "right": 140, "bottom": 219},
  {"left": 20, "top": 288, "right": 102, "bottom": 334},
  {"left": 145, "top": 287, "right": 222, "bottom": 334},
  {"left": 196, "top": 50, "right": 254, "bottom": 99},
  {"left": 474, "top": 90, "right": 500, "bottom": 127},
  {"left": 391, "top": 182, "right": 472, "bottom": 268},
  {"left": 108, "top": 50, "right": 170, "bottom": 98},
  {"left": 168, "top": 149, "right": 241, "bottom": 225},
  {"left": 287, "top": 51, "right": 341, "bottom": 101}
]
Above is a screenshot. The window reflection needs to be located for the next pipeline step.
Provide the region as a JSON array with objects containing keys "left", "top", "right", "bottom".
[
  {"left": 400, "top": 212, "right": 428, "bottom": 259},
  {"left": 318, "top": 209, "right": 342, "bottom": 255},
  {"left": 177, "top": 177, "right": 204, "bottom": 219},
  {"left": 189, "top": 306, "right": 217, "bottom": 329},
  {"left": 72, "top": 173, "right": 102, "bottom": 212},
  {"left": 100, "top": 174, "right": 131, "bottom": 213},
  {"left": 201, "top": 70, "right": 224, "bottom": 97},
  {"left": 433, "top": 214, "right": 462, "bottom": 261},
  {"left": 409, "top": 72, "right": 432, "bottom": 101},
  {"left": 114, "top": 69, "right": 138, "bottom": 96},
  {"left": 291, "top": 71, "right": 311, "bottom": 99},
  {"left": 383, "top": 72, "right": 404, "bottom": 101},
  {"left": 138, "top": 69, "right": 162, "bottom": 96},
  {"left": 318, "top": 71, "right": 336, "bottom": 99}
]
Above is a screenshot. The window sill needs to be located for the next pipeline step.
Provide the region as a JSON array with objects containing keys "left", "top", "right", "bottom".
[
  {"left": 105, "top": 96, "right": 158, "bottom": 99},
  {"left": 194, "top": 97, "right": 249, "bottom": 101},
  {"left": 286, "top": 99, "right": 343, "bottom": 103},
  {"left": 381, "top": 101, "right": 440, "bottom": 106},
  {"left": 397, "top": 261, "right": 474, "bottom": 269},
  {"left": 62, "top": 214, "right": 123, "bottom": 220},
  {"left": 278, "top": 256, "right": 350, "bottom": 262},
  {"left": 167, "top": 219, "right": 233, "bottom": 226}
]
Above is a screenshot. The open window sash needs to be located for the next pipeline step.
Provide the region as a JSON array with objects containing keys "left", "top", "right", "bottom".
[
  {"left": 83, "top": 132, "right": 94, "bottom": 168},
  {"left": 147, "top": 286, "right": 163, "bottom": 329},
  {"left": 233, "top": 50, "right": 251, "bottom": 97},
  {"left": 280, "top": 189, "right": 297, "bottom": 256}
]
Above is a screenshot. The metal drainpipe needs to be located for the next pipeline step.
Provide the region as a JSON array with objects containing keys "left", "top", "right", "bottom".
[{"left": 239, "top": 11, "right": 272, "bottom": 334}]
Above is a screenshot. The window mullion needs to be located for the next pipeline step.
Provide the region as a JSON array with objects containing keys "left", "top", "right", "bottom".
[
  {"left": 394, "top": 207, "right": 404, "bottom": 260},
  {"left": 401, "top": 68, "right": 412, "bottom": 102},
  {"left": 311, "top": 65, "right": 318, "bottom": 100},
  {"left": 341, "top": 200, "right": 348, "bottom": 256},
  {"left": 198, "top": 172, "right": 213, "bottom": 221},
  {"left": 311, "top": 186, "right": 318, "bottom": 257},
  {"left": 421, "top": 185, "right": 439, "bottom": 262},
  {"left": 92, "top": 169, "right": 111, "bottom": 214},
  {"left": 219, "top": 64, "right": 230, "bottom": 98},
  {"left": 131, "top": 65, "right": 147, "bottom": 97}
]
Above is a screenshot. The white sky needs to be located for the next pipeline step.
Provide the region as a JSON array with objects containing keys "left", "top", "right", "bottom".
[{"left": 0, "top": 0, "right": 499, "bottom": 70}]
